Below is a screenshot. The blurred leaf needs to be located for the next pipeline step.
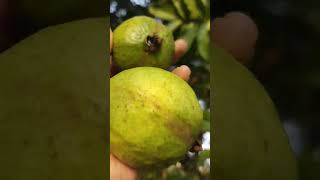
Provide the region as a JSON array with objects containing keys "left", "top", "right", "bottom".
[
  {"left": 138, "top": 168, "right": 162, "bottom": 180},
  {"left": 203, "top": 109, "right": 210, "bottom": 122},
  {"left": 148, "top": 4, "right": 178, "bottom": 21},
  {"left": 183, "top": 0, "right": 202, "bottom": 20},
  {"left": 197, "top": 20, "right": 210, "bottom": 61},
  {"left": 202, "top": 110, "right": 210, "bottom": 131},
  {"left": 202, "top": 120, "right": 210, "bottom": 132},
  {"left": 197, "top": 150, "right": 210, "bottom": 166},
  {"left": 200, "top": 0, "right": 210, "bottom": 18},
  {"left": 172, "top": 0, "right": 187, "bottom": 20},
  {"left": 178, "top": 23, "right": 199, "bottom": 52},
  {"left": 200, "top": 0, "right": 210, "bottom": 9},
  {"left": 164, "top": 169, "right": 186, "bottom": 180},
  {"left": 167, "top": 19, "right": 183, "bottom": 32}
]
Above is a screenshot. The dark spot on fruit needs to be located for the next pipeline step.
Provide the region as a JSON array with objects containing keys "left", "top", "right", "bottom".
[
  {"left": 154, "top": 103, "right": 161, "bottom": 110},
  {"left": 145, "top": 34, "right": 162, "bottom": 53}
]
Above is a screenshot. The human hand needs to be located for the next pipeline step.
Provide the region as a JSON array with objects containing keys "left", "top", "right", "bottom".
[
  {"left": 109, "top": 28, "right": 191, "bottom": 180},
  {"left": 110, "top": 154, "right": 137, "bottom": 180}
]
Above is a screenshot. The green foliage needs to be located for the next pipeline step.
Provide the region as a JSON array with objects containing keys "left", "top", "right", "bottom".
[{"left": 148, "top": 0, "right": 210, "bottom": 61}]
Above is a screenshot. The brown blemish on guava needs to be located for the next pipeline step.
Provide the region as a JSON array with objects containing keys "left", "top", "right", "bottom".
[
  {"left": 119, "top": 87, "right": 197, "bottom": 146},
  {"left": 165, "top": 118, "right": 194, "bottom": 146}
]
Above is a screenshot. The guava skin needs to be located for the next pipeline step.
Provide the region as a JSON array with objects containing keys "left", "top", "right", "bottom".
[
  {"left": 0, "top": 18, "right": 107, "bottom": 180},
  {"left": 212, "top": 45, "right": 298, "bottom": 180},
  {"left": 112, "top": 16, "right": 175, "bottom": 70},
  {"left": 110, "top": 67, "right": 203, "bottom": 168}
]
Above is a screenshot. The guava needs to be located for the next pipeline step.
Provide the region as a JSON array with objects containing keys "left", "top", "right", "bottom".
[
  {"left": 110, "top": 67, "right": 203, "bottom": 168},
  {"left": 0, "top": 18, "right": 107, "bottom": 180},
  {"left": 212, "top": 45, "right": 298, "bottom": 180},
  {"left": 112, "top": 16, "right": 175, "bottom": 70}
]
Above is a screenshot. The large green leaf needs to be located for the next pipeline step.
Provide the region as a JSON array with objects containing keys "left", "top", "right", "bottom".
[
  {"left": 148, "top": 4, "right": 178, "bottom": 21},
  {"left": 197, "top": 20, "right": 210, "bottom": 61}
]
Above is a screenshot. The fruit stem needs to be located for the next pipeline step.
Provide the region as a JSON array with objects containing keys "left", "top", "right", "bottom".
[{"left": 145, "top": 34, "right": 162, "bottom": 53}]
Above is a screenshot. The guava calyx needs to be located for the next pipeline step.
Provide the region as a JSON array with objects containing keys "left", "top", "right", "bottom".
[{"left": 145, "top": 34, "right": 163, "bottom": 53}]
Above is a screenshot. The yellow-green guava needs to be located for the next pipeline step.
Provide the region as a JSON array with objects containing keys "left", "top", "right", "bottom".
[
  {"left": 110, "top": 67, "right": 203, "bottom": 168},
  {"left": 0, "top": 18, "right": 107, "bottom": 180},
  {"left": 112, "top": 16, "right": 175, "bottom": 70},
  {"left": 212, "top": 45, "right": 298, "bottom": 180}
]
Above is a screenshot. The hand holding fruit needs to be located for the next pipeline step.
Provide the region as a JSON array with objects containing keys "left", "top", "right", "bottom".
[{"left": 109, "top": 20, "right": 191, "bottom": 180}]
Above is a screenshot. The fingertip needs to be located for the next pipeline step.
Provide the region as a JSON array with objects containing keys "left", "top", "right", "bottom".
[
  {"left": 172, "top": 65, "right": 191, "bottom": 82},
  {"left": 212, "top": 12, "right": 258, "bottom": 63},
  {"left": 174, "top": 39, "right": 188, "bottom": 62},
  {"left": 110, "top": 154, "right": 137, "bottom": 180}
]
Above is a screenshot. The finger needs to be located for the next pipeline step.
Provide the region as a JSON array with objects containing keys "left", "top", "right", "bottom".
[
  {"left": 110, "top": 154, "right": 137, "bottom": 180},
  {"left": 212, "top": 12, "right": 258, "bottom": 64},
  {"left": 173, "top": 39, "right": 188, "bottom": 63},
  {"left": 171, "top": 65, "right": 191, "bottom": 82}
]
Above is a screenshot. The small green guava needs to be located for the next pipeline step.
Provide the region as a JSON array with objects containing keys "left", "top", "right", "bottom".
[
  {"left": 110, "top": 67, "right": 203, "bottom": 168},
  {"left": 112, "top": 16, "right": 175, "bottom": 70}
]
